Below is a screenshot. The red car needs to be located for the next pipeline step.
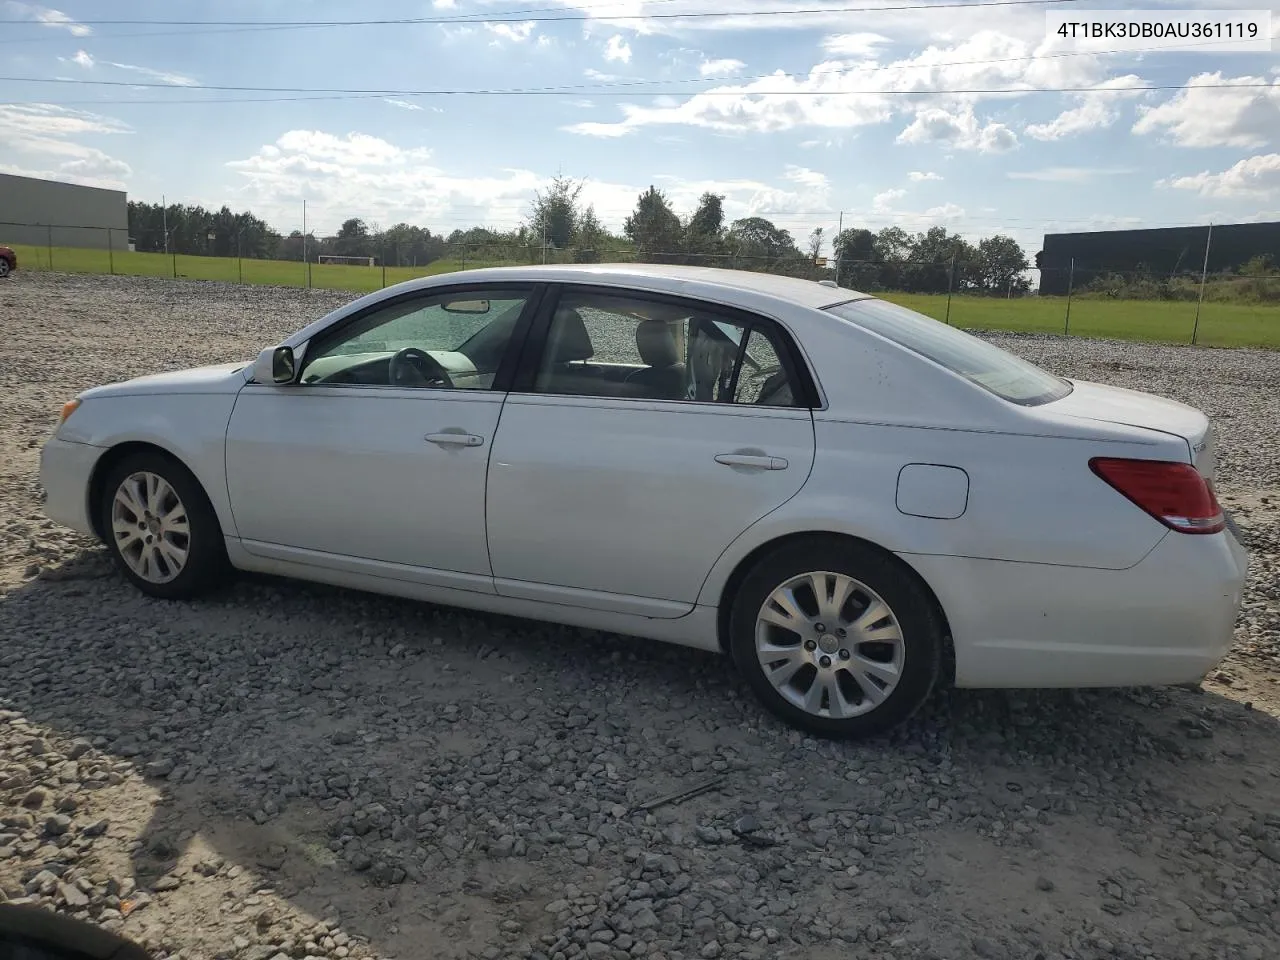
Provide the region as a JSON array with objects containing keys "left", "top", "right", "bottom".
[{"left": 0, "top": 245, "right": 15, "bottom": 278}]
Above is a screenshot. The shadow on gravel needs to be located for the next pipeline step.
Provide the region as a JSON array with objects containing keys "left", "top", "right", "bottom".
[{"left": 4, "top": 545, "right": 1280, "bottom": 960}]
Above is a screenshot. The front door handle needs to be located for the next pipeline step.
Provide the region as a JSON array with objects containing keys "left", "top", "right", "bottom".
[
  {"left": 715, "top": 453, "right": 788, "bottom": 470},
  {"left": 425, "top": 432, "right": 484, "bottom": 447}
]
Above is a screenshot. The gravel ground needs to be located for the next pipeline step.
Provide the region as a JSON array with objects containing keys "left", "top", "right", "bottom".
[{"left": 2, "top": 271, "right": 1280, "bottom": 960}]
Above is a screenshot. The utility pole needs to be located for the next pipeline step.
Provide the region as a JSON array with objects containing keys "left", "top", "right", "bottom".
[
  {"left": 833, "top": 211, "right": 843, "bottom": 287},
  {"left": 1192, "top": 222, "right": 1213, "bottom": 346}
]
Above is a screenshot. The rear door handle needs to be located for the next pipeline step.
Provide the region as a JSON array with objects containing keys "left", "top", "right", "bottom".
[
  {"left": 425, "top": 432, "right": 484, "bottom": 447},
  {"left": 715, "top": 453, "right": 788, "bottom": 470}
]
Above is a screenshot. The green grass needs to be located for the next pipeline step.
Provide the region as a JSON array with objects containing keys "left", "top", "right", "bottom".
[{"left": 7, "top": 241, "right": 1279, "bottom": 349}]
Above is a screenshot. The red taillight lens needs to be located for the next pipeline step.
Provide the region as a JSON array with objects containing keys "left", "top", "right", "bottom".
[{"left": 1089, "top": 457, "right": 1224, "bottom": 534}]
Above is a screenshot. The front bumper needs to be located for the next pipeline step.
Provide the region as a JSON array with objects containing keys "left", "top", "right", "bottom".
[
  {"left": 902, "top": 524, "right": 1250, "bottom": 689},
  {"left": 39, "top": 437, "right": 103, "bottom": 539}
]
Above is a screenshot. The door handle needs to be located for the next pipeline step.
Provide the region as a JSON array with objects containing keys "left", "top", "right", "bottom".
[
  {"left": 425, "top": 432, "right": 484, "bottom": 447},
  {"left": 715, "top": 453, "right": 788, "bottom": 470}
]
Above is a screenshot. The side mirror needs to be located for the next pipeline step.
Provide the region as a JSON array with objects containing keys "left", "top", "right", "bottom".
[{"left": 271, "top": 345, "right": 296, "bottom": 383}]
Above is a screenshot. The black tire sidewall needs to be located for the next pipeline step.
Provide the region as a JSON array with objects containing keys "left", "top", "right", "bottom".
[
  {"left": 99, "top": 451, "right": 228, "bottom": 599},
  {"left": 729, "top": 538, "right": 942, "bottom": 739}
]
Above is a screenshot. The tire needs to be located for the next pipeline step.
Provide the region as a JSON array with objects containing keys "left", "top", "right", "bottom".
[
  {"left": 0, "top": 259, "right": 10, "bottom": 278},
  {"left": 99, "top": 450, "right": 230, "bottom": 600},
  {"left": 728, "top": 537, "right": 943, "bottom": 739}
]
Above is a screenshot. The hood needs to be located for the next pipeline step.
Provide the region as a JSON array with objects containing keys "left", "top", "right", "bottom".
[{"left": 80, "top": 361, "right": 251, "bottom": 399}]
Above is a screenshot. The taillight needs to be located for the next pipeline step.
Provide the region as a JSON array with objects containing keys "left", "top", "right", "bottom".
[{"left": 1089, "top": 457, "right": 1224, "bottom": 534}]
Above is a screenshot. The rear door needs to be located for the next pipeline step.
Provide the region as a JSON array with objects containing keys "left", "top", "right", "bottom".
[{"left": 484, "top": 284, "right": 818, "bottom": 618}]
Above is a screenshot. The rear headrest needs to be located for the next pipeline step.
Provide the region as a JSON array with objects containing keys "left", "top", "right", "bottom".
[
  {"left": 635, "top": 318, "right": 681, "bottom": 368},
  {"left": 550, "top": 307, "right": 593, "bottom": 362}
]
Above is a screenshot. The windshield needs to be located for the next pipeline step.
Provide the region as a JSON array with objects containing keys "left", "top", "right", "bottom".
[{"left": 824, "top": 298, "right": 1072, "bottom": 406}]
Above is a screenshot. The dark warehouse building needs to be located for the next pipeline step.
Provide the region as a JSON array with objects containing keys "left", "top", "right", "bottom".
[{"left": 1036, "top": 221, "right": 1280, "bottom": 296}]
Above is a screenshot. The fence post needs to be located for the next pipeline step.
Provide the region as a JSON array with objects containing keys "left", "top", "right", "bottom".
[
  {"left": 172, "top": 247, "right": 177, "bottom": 279},
  {"left": 107, "top": 228, "right": 114, "bottom": 275},
  {"left": 944, "top": 254, "right": 956, "bottom": 325},
  {"left": 1191, "top": 222, "right": 1213, "bottom": 346},
  {"left": 1063, "top": 258, "right": 1075, "bottom": 336},
  {"left": 237, "top": 233, "right": 243, "bottom": 284},
  {"left": 381, "top": 241, "right": 387, "bottom": 288},
  {"left": 47, "top": 224, "right": 54, "bottom": 270}
]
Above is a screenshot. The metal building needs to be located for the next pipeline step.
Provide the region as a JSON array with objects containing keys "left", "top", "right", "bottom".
[
  {"left": 0, "top": 172, "right": 129, "bottom": 250},
  {"left": 1036, "top": 221, "right": 1280, "bottom": 296}
]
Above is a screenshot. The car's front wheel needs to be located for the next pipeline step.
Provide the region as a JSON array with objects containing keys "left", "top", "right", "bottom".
[
  {"left": 99, "top": 451, "right": 229, "bottom": 599},
  {"left": 0, "top": 259, "right": 10, "bottom": 278},
  {"left": 728, "top": 537, "right": 943, "bottom": 738}
]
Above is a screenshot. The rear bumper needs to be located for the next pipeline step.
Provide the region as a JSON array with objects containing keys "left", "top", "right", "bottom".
[
  {"left": 902, "top": 526, "right": 1249, "bottom": 689},
  {"left": 39, "top": 437, "right": 102, "bottom": 539}
]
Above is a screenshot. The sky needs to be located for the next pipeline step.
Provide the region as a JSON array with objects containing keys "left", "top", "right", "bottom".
[{"left": 1, "top": 0, "right": 1279, "bottom": 259}]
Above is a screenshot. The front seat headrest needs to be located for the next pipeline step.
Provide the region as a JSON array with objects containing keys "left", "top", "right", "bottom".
[
  {"left": 550, "top": 307, "right": 593, "bottom": 362},
  {"left": 635, "top": 318, "right": 681, "bottom": 368}
]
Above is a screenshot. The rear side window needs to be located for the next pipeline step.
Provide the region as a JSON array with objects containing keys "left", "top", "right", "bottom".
[{"left": 824, "top": 298, "right": 1072, "bottom": 406}]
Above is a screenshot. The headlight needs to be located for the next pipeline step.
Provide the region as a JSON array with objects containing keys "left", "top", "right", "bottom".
[{"left": 59, "top": 399, "right": 81, "bottom": 423}]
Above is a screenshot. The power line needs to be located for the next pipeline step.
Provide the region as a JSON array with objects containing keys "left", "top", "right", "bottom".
[
  {"left": 2, "top": 76, "right": 1269, "bottom": 100},
  {"left": 4, "top": 37, "right": 1257, "bottom": 109},
  {"left": 0, "top": 0, "right": 1087, "bottom": 30}
]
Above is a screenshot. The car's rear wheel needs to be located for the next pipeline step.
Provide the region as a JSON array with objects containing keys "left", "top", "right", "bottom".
[
  {"left": 728, "top": 538, "right": 943, "bottom": 738},
  {"left": 0, "top": 259, "right": 10, "bottom": 278},
  {"left": 99, "top": 451, "right": 229, "bottom": 599}
]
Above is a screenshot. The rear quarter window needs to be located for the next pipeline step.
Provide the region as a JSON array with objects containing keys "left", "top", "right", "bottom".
[{"left": 823, "top": 298, "right": 1073, "bottom": 406}]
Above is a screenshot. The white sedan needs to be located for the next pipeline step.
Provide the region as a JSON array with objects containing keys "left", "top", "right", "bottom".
[{"left": 39, "top": 264, "right": 1249, "bottom": 738}]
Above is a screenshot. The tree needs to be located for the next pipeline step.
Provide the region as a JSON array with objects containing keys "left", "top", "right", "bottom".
[
  {"left": 975, "top": 235, "right": 1030, "bottom": 294},
  {"left": 530, "top": 174, "right": 585, "bottom": 249},
  {"left": 574, "top": 204, "right": 607, "bottom": 263},
  {"left": 624, "top": 186, "right": 682, "bottom": 261},
  {"left": 683, "top": 192, "right": 726, "bottom": 265},
  {"left": 726, "top": 216, "right": 796, "bottom": 267},
  {"left": 806, "top": 227, "right": 824, "bottom": 261},
  {"left": 334, "top": 218, "right": 372, "bottom": 258}
]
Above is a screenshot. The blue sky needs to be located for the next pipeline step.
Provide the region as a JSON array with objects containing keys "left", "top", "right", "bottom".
[{"left": 2, "top": 0, "right": 1278, "bottom": 258}]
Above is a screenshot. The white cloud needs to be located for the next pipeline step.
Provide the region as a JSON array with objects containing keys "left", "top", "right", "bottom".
[
  {"left": 227, "top": 128, "right": 836, "bottom": 237},
  {"left": 1023, "top": 75, "right": 1146, "bottom": 141},
  {"left": 1007, "top": 166, "right": 1137, "bottom": 183},
  {"left": 896, "top": 104, "right": 1018, "bottom": 153},
  {"left": 432, "top": 0, "right": 456, "bottom": 7},
  {"left": 4, "top": 1, "right": 90, "bottom": 36},
  {"left": 783, "top": 165, "right": 829, "bottom": 190},
  {"left": 104, "top": 61, "right": 198, "bottom": 87},
  {"left": 564, "top": 29, "right": 1100, "bottom": 140},
  {"left": 383, "top": 99, "right": 423, "bottom": 111},
  {"left": 584, "top": 68, "right": 621, "bottom": 82},
  {"left": 699, "top": 58, "right": 745, "bottom": 77},
  {"left": 1132, "top": 72, "right": 1280, "bottom": 148},
  {"left": 0, "top": 103, "right": 131, "bottom": 190},
  {"left": 820, "top": 32, "right": 891, "bottom": 57},
  {"left": 1161, "top": 154, "right": 1280, "bottom": 199},
  {"left": 871, "top": 188, "right": 906, "bottom": 213},
  {"left": 485, "top": 21, "right": 536, "bottom": 43},
  {"left": 907, "top": 171, "right": 942, "bottom": 181},
  {"left": 604, "top": 35, "right": 632, "bottom": 64},
  {"left": 70, "top": 49, "right": 92, "bottom": 68}
]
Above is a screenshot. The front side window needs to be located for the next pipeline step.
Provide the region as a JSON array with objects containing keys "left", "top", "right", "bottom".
[
  {"left": 298, "top": 287, "right": 533, "bottom": 390},
  {"left": 824, "top": 298, "right": 1072, "bottom": 406},
  {"left": 533, "top": 289, "right": 804, "bottom": 407}
]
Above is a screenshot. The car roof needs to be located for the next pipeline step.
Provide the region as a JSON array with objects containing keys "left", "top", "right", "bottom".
[{"left": 391, "top": 263, "right": 871, "bottom": 312}]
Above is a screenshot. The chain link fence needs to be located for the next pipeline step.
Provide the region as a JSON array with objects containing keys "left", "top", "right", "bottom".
[{"left": 3, "top": 220, "right": 1278, "bottom": 348}]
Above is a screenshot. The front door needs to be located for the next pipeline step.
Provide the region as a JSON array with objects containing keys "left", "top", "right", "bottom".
[
  {"left": 224, "top": 282, "right": 539, "bottom": 590},
  {"left": 485, "top": 285, "right": 817, "bottom": 618}
]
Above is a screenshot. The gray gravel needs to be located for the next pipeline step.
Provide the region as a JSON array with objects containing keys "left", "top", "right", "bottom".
[{"left": 2, "top": 271, "right": 1280, "bottom": 960}]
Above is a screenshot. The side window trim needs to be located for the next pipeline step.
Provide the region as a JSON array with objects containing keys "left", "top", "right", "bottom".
[
  {"left": 296, "top": 281, "right": 547, "bottom": 392},
  {"left": 509, "top": 282, "right": 819, "bottom": 408}
]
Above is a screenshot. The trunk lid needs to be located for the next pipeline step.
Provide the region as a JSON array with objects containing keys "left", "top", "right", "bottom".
[{"left": 1045, "top": 379, "right": 1216, "bottom": 479}]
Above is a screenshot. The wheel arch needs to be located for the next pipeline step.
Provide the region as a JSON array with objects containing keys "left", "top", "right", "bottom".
[
  {"left": 714, "top": 530, "right": 957, "bottom": 687},
  {"left": 87, "top": 441, "right": 214, "bottom": 542}
]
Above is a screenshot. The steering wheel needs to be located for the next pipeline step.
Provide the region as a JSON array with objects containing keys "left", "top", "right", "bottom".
[{"left": 388, "top": 347, "right": 455, "bottom": 389}]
